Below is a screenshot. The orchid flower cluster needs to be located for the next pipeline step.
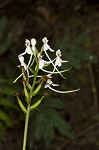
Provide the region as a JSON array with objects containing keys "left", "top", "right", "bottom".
[
  {"left": 14, "top": 37, "right": 79, "bottom": 150},
  {"left": 14, "top": 37, "right": 78, "bottom": 93}
]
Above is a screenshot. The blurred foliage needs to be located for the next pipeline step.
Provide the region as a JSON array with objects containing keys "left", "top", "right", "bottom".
[
  {"left": 0, "top": 78, "right": 18, "bottom": 141},
  {"left": 28, "top": 97, "right": 74, "bottom": 149},
  {"left": 0, "top": 16, "right": 13, "bottom": 55},
  {"left": 0, "top": 16, "right": 18, "bottom": 141},
  {"left": 55, "top": 31, "right": 97, "bottom": 69}
]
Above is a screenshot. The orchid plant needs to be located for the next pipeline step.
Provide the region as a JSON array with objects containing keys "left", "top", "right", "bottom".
[{"left": 13, "top": 37, "right": 79, "bottom": 150}]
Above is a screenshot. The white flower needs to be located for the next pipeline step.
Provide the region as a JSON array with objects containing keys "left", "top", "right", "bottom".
[
  {"left": 54, "top": 49, "right": 68, "bottom": 67},
  {"left": 18, "top": 55, "right": 27, "bottom": 70},
  {"left": 19, "top": 39, "right": 34, "bottom": 56},
  {"left": 37, "top": 53, "right": 52, "bottom": 69},
  {"left": 44, "top": 49, "right": 66, "bottom": 79},
  {"left": 18, "top": 38, "right": 37, "bottom": 69},
  {"left": 13, "top": 55, "right": 29, "bottom": 83},
  {"left": 31, "top": 38, "right": 37, "bottom": 54},
  {"left": 25, "top": 39, "right": 30, "bottom": 46},
  {"left": 42, "top": 37, "right": 54, "bottom": 52},
  {"left": 44, "top": 75, "right": 59, "bottom": 88},
  {"left": 24, "top": 39, "right": 32, "bottom": 55},
  {"left": 44, "top": 75, "right": 79, "bottom": 94}
]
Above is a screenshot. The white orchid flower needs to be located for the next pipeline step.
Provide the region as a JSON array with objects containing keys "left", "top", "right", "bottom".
[
  {"left": 44, "top": 75, "right": 59, "bottom": 88},
  {"left": 42, "top": 38, "right": 66, "bottom": 78},
  {"left": 55, "top": 49, "right": 68, "bottom": 67},
  {"left": 37, "top": 53, "right": 52, "bottom": 69},
  {"left": 13, "top": 55, "right": 27, "bottom": 83},
  {"left": 44, "top": 75, "right": 79, "bottom": 93},
  {"left": 52, "top": 49, "right": 68, "bottom": 77},
  {"left": 43, "top": 48, "right": 66, "bottom": 79},
  {"left": 42, "top": 37, "right": 54, "bottom": 52},
  {"left": 18, "top": 55, "right": 27, "bottom": 70},
  {"left": 18, "top": 55, "right": 29, "bottom": 76},
  {"left": 51, "top": 49, "right": 68, "bottom": 74},
  {"left": 31, "top": 38, "right": 37, "bottom": 55},
  {"left": 18, "top": 38, "right": 37, "bottom": 69}
]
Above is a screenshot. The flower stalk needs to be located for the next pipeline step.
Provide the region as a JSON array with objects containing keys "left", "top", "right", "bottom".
[{"left": 23, "top": 104, "right": 30, "bottom": 150}]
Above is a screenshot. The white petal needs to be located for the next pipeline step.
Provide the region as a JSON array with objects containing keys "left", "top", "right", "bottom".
[
  {"left": 52, "top": 83, "right": 59, "bottom": 86},
  {"left": 55, "top": 57, "right": 62, "bottom": 67},
  {"left": 44, "top": 84, "right": 49, "bottom": 88},
  {"left": 13, "top": 73, "right": 23, "bottom": 83},
  {"left": 43, "top": 43, "right": 48, "bottom": 51},
  {"left": 29, "top": 75, "right": 42, "bottom": 78},
  {"left": 48, "top": 86, "right": 80, "bottom": 93},
  {"left": 61, "top": 60, "right": 68, "bottom": 63},
  {"left": 56, "top": 49, "right": 61, "bottom": 57},
  {"left": 25, "top": 46, "right": 32, "bottom": 55},
  {"left": 39, "top": 60, "right": 45, "bottom": 69},
  {"left": 41, "top": 68, "right": 71, "bottom": 74},
  {"left": 42, "top": 37, "right": 48, "bottom": 43},
  {"left": 18, "top": 51, "right": 27, "bottom": 57},
  {"left": 18, "top": 55, "right": 24, "bottom": 63},
  {"left": 37, "top": 53, "right": 42, "bottom": 59},
  {"left": 44, "top": 50, "right": 66, "bottom": 79},
  {"left": 47, "top": 44, "right": 54, "bottom": 52},
  {"left": 42, "top": 37, "right": 54, "bottom": 52},
  {"left": 46, "top": 79, "right": 52, "bottom": 85},
  {"left": 31, "top": 38, "right": 36, "bottom": 46},
  {"left": 18, "top": 56, "right": 27, "bottom": 70},
  {"left": 46, "top": 74, "right": 52, "bottom": 79},
  {"left": 25, "top": 39, "right": 30, "bottom": 46}
]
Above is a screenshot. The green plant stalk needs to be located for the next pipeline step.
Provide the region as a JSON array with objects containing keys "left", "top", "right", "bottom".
[
  {"left": 22, "top": 64, "right": 39, "bottom": 150},
  {"left": 22, "top": 104, "right": 30, "bottom": 150},
  {"left": 30, "top": 64, "right": 39, "bottom": 98}
]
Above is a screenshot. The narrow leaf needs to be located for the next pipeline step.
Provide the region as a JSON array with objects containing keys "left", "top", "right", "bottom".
[
  {"left": 30, "top": 96, "right": 44, "bottom": 110},
  {"left": 32, "top": 83, "right": 42, "bottom": 97},
  {"left": 0, "top": 110, "right": 13, "bottom": 127},
  {"left": 0, "top": 99, "right": 18, "bottom": 110},
  {"left": 17, "top": 97, "right": 27, "bottom": 113},
  {"left": 27, "top": 83, "right": 32, "bottom": 90},
  {"left": 23, "top": 84, "right": 29, "bottom": 101}
]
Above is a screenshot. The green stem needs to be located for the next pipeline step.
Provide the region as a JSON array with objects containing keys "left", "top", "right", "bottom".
[
  {"left": 30, "top": 64, "right": 39, "bottom": 98},
  {"left": 22, "top": 104, "right": 30, "bottom": 150}
]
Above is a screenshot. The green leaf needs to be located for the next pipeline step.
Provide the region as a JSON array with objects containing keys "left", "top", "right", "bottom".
[
  {"left": 52, "top": 110, "right": 74, "bottom": 139},
  {"left": 30, "top": 96, "right": 44, "bottom": 110},
  {"left": 45, "top": 98, "right": 64, "bottom": 109},
  {"left": 32, "top": 83, "right": 42, "bottom": 97},
  {"left": 29, "top": 67, "right": 34, "bottom": 74},
  {"left": 28, "top": 97, "right": 74, "bottom": 148},
  {"left": 0, "top": 99, "right": 18, "bottom": 110},
  {"left": 27, "top": 83, "right": 32, "bottom": 90},
  {"left": 0, "top": 87, "right": 15, "bottom": 96},
  {"left": 17, "top": 97, "right": 27, "bottom": 113},
  {"left": 0, "top": 110, "right": 13, "bottom": 127},
  {"left": 23, "top": 84, "right": 30, "bottom": 103}
]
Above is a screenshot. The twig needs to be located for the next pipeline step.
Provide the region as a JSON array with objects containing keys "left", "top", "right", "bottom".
[{"left": 88, "top": 62, "right": 98, "bottom": 110}]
